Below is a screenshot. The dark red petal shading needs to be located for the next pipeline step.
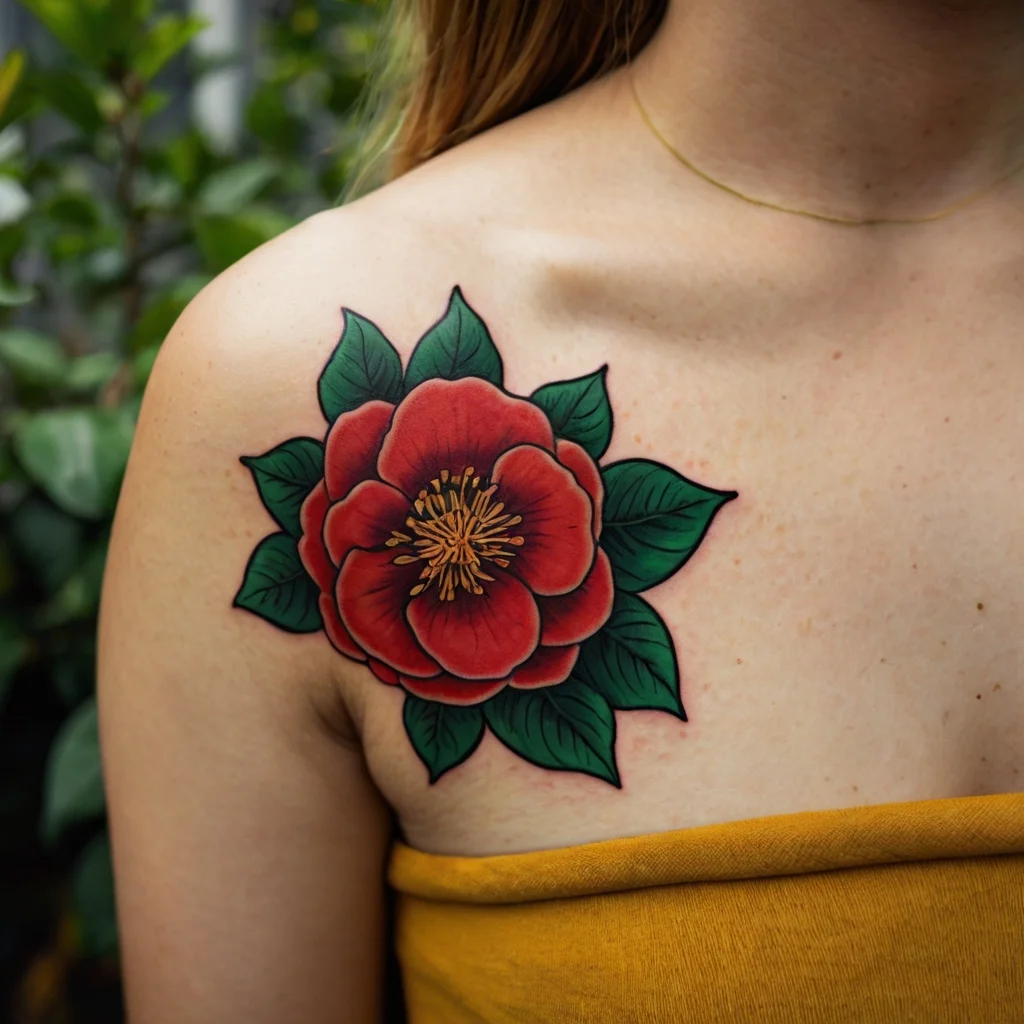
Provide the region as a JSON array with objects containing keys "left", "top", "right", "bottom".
[
  {"left": 377, "top": 378, "right": 553, "bottom": 497},
  {"left": 369, "top": 659, "right": 399, "bottom": 685},
  {"left": 297, "top": 482, "right": 335, "bottom": 593},
  {"left": 337, "top": 549, "right": 440, "bottom": 678},
  {"left": 490, "top": 445, "right": 594, "bottom": 597},
  {"left": 509, "top": 644, "right": 579, "bottom": 690},
  {"left": 537, "top": 548, "right": 615, "bottom": 647},
  {"left": 406, "top": 571, "right": 540, "bottom": 680},
  {"left": 319, "top": 594, "right": 366, "bottom": 661},
  {"left": 555, "top": 439, "right": 604, "bottom": 539},
  {"left": 324, "top": 479, "right": 409, "bottom": 566},
  {"left": 324, "top": 400, "right": 395, "bottom": 501},
  {"left": 400, "top": 674, "right": 507, "bottom": 707}
]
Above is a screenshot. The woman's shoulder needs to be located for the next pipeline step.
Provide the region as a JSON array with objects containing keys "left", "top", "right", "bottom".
[{"left": 156, "top": 80, "right": 634, "bottom": 434}]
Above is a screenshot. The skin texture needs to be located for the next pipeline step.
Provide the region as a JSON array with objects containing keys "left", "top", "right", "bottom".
[{"left": 98, "top": 1, "right": 1024, "bottom": 1019}]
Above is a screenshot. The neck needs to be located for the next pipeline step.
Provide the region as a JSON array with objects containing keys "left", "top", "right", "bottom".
[{"left": 634, "top": 0, "right": 1024, "bottom": 221}]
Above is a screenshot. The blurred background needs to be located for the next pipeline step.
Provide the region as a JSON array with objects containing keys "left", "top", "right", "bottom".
[{"left": 0, "top": 1, "right": 383, "bottom": 1019}]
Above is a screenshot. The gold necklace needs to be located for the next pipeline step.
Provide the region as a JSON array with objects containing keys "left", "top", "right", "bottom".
[{"left": 630, "top": 74, "right": 1024, "bottom": 227}]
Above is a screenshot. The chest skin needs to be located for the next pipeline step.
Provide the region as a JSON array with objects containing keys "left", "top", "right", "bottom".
[{"left": 335, "top": 179, "right": 1024, "bottom": 856}]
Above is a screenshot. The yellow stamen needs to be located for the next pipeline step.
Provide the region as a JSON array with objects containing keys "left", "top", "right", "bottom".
[{"left": 388, "top": 464, "right": 527, "bottom": 600}]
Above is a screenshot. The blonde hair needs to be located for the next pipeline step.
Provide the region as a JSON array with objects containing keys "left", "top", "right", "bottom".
[{"left": 351, "top": 0, "right": 667, "bottom": 192}]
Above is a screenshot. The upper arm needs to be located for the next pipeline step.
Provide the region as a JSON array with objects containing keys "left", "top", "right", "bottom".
[{"left": 97, "top": 229, "right": 392, "bottom": 1023}]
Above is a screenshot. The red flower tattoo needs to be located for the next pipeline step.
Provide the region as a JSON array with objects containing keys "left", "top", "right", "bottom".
[
  {"left": 297, "top": 377, "right": 614, "bottom": 705},
  {"left": 236, "top": 287, "right": 737, "bottom": 785}
]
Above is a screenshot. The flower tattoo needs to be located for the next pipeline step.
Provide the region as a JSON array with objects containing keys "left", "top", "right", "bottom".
[{"left": 235, "top": 287, "right": 737, "bottom": 785}]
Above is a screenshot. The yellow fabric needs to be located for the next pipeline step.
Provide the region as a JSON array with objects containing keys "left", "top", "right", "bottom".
[{"left": 389, "top": 793, "right": 1024, "bottom": 1023}]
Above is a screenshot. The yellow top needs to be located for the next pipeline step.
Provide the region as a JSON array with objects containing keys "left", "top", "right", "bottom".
[{"left": 389, "top": 793, "right": 1024, "bottom": 1023}]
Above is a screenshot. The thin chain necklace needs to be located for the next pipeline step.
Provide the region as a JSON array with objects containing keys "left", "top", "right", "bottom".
[{"left": 630, "top": 73, "right": 1024, "bottom": 227}]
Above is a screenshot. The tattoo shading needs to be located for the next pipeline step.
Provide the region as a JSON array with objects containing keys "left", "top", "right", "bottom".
[{"left": 235, "top": 286, "right": 737, "bottom": 786}]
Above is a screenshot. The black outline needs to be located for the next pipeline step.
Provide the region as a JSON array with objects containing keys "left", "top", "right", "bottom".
[
  {"left": 403, "top": 284, "right": 505, "bottom": 395},
  {"left": 482, "top": 680, "right": 622, "bottom": 789},
  {"left": 239, "top": 436, "right": 325, "bottom": 537},
  {"left": 232, "top": 531, "right": 323, "bottom": 635},
  {"left": 600, "top": 457, "right": 739, "bottom": 593},
  {"left": 402, "top": 694, "right": 486, "bottom": 783},
  {"left": 316, "top": 307, "right": 403, "bottom": 424},
  {"left": 574, "top": 590, "right": 687, "bottom": 722},
  {"left": 235, "top": 284, "right": 745, "bottom": 792},
  {"left": 529, "top": 363, "right": 614, "bottom": 461}
]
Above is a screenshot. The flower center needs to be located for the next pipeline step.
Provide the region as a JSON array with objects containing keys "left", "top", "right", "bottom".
[{"left": 386, "top": 466, "right": 525, "bottom": 601}]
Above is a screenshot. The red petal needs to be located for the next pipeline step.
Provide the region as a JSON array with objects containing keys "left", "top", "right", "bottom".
[
  {"left": 509, "top": 645, "right": 579, "bottom": 689},
  {"left": 406, "top": 571, "right": 540, "bottom": 680},
  {"left": 400, "top": 674, "right": 507, "bottom": 706},
  {"left": 556, "top": 439, "right": 603, "bottom": 538},
  {"left": 337, "top": 549, "right": 440, "bottom": 678},
  {"left": 324, "top": 480, "right": 409, "bottom": 566},
  {"left": 298, "top": 482, "right": 335, "bottom": 592},
  {"left": 319, "top": 594, "right": 366, "bottom": 661},
  {"left": 324, "top": 400, "right": 395, "bottom": 500},
  {"left": 491, "top": 445, "right": 594, "bottom": 596},
  {"left": 369, "top": 659, "right": 399, "bottom": 685},
  {"left": 537, "top": 548, "right": 615, "bottom": 646},
  {"left": 377, "top": 378, "right": 553, "bottom": 497}
]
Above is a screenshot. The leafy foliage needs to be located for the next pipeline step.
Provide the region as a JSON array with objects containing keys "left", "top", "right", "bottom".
[{"left": 0, "top": 1, "right": 380, "bottom": 1016}]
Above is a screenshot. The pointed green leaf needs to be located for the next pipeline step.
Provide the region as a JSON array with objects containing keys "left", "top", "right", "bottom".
[
  {"left": 575, "top": 591, "right": 685, "bottom": 719},
  {"left": 530, "top": 366, "right": 612, "bottom": 459},
  {"left": 234, "top": 533, "right": 322, "bottom": 633},
  {"left": 0, "top": 275, "right": 35, "bottom": 307},
  {"left": 32, "top": 69, "right": 103, "bottom": 134},
  {"left": 132, "top": 13, "right": 207, "bottom": 82},
  {"left": 43, "top": 697, "right": 105, "bottom": 844},
  {"left": 318, "top": 310, "right": 403, "bottom": 422},
  {"left": 0, "top": 329, "right": 68, "bottom": 387},
  {"left": 241, "top": 437, "right": 324, "bottom": 537},
  {"left": 483, "top": 680, "right": 620, "bottom": 786},
  {"left": 601, "top": 459, "right": 737, "bottom": 593},
  {"left": 196, "top": 157, "right": 278, "bottom": 216},
  {"left": 13, "top": 408, "right": 134, "bottom": 519},
  {"left": 403, "top": 696, "right": 485, "bottom": 783},
  {"left": 73, "top": 832, "right": 118, "bottom": 958},
  {"left": 404, "top": 286, "right": 503, "bottom": 393}
]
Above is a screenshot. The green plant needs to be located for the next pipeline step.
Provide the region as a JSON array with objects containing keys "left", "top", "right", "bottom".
[{"left": 0, "top": 2, "right": 379, "bottom": 1018}]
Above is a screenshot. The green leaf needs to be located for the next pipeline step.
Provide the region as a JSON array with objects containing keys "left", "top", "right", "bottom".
[
  {"left": 43, "top": 697, "right": 105, "bottom": 843},
  {"left": 575, "top": 591, "right": 685, "bottom": 719},
  {"left": 32, "top": 69, "right": 103, "bottom": 134},
  {"left": 0, "top": 50, "right": 27, "bottom": 122},
  {"left": 193, "top": 205, "right": 294, "bottom": 273},
  {"left": 0, "top": 274, "right": 34, "bottom": 307},
  {"left": 600, "top": 459, "right": 737, "bottom": 593},
  {"left": 403, "top": 696, "right": 485, "bottom": 783},
  {"left": 483, "top": 680, "right": 620, "bottom": 786},
  {"left": 16, "top": 0, "right": 105, "bottom": 66},
  {"left": 0, "top": 329, "right": 68, "bottom": 387},
  {"left": 10, "top": 496, "right": 83, "bottom": 595},
  {"left": 234, "top": 533, "right": 322, "bottom": 633},
  {"left": 13, "top": 408, "right": 134, "bottom": 519},
  {"left": 318, "top": 310, "right": 403, "bottom": 422},
  {"left": 530, "top": 366, "right": 612, "bottom": 460},
  {"left": 131, "top": 345, "right": 159, "bottom": 388},
  {"left": 37, "top": 540, "right": 107, "bottom": 628},
  {"left": 129, "top": 275, "right": 208, "bottom": 352},
  {"left": 404, "top": 286, "right": 503, "bottom": 393},
  {"left": 241, "top": 437, "right": 324, "bottom": 537},
  {"left": 73, "top": 832, "right": 118, "bottom": 958},
  {"left": 132, "top": 13, "right": 206, "bottom": 81},
  {"left": 65, "top": 352, "right": 121, "bottom": 394},
  {"left": 196, "top": 157, "right": 278, "bottom": 216}
]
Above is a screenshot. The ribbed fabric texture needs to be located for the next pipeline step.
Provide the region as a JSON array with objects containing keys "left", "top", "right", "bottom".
[{"left": 389, "top": 794, "right": 1024, "bottom": 1023}]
